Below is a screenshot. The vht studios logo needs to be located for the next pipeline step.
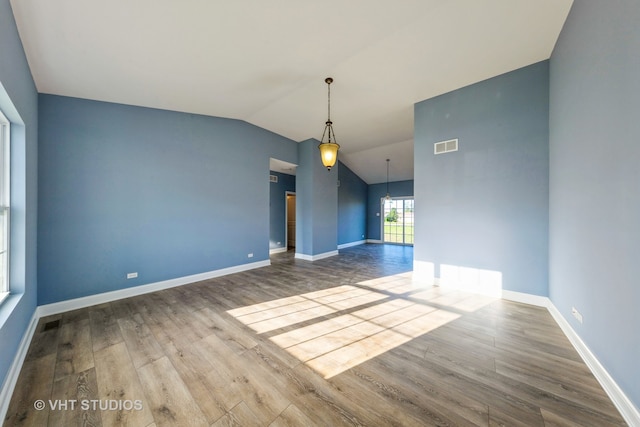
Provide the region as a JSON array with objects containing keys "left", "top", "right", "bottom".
[{"left": 34, "top": 399, "right": 143, "bottom": 411}]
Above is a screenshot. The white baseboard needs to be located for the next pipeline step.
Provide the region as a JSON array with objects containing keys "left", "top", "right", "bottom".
[
  {"left": 0, "top": 309, "right": 39, "bottom": 421},
  {"left": 412, "top": 260, "right": 435, "bottom": 285},
  {"left": 269, "top": 247, "right": 287, "bottom": 255},
  {"left": 1, "top": 259, "right": 271, "bottom": 419},
  {"left": 414, "top": 278, "right": 638, "bottom": 425},
  {"left": 294, "top": 250, "right": 339, "bottom": 261},
  {"left": 366, "top": 239, "right": 383, "bottom": 244},
  {"left": 547, "top": 303, "right": 640, "bottom": 426},
  {"left": 501, "top": 289, "right": 550, "bottom": 308},
  {"left": 38, "top": 259, "right": 270, "bottom": 317},
  {"left": 337, "top": 240, "right": 366, "bottom": 249},
  {"left": 3, "top": 261, "right": 638, "bottom": 426}
]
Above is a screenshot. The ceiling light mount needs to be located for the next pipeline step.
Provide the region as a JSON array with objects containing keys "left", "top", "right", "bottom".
[{"left": 318, "top": 77, "right": 340, "bottom": 171}]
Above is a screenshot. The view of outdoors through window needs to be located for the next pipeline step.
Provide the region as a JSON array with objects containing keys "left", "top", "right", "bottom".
[
  {"left": 383, "top": 198, "right": 414, "bottom": 245},
  {"left": 0, "top": 109, "right": 9, "bottom": 303}
]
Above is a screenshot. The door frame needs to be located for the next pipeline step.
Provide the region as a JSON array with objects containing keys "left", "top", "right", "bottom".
[
  {"left": 285, "top": 191, "right": 296, "bottom": 250},
  {"left": 380, "top": 196, "right": 414, "bottom": 246}
]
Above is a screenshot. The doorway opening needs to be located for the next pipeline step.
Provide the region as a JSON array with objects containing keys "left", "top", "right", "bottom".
[
  {"left": 382, "top": 197, "right": 414, "bottom": 245},
  {"left": 286, "top": 192, "right": 296, "bottom": 250}
]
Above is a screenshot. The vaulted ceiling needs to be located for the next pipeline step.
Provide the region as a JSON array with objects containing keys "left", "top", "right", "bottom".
[{"left": 10, "top": 0, "right": 573, "bottom": 184}]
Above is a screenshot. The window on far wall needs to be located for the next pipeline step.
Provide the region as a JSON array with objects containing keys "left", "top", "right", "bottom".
[
  {"left": 0, "top": 109, "right": 9, "bottom": 305},
  {"left": 382, "top": 197, "right": 414, "bottom": 245}
]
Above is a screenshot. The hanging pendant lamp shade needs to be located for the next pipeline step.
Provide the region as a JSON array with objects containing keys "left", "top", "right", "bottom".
[{"left": 318, "top": 77, "right": 340, "bottom": 170}]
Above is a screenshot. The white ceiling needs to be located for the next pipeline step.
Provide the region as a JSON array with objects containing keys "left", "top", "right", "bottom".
[{"left": 11, "top": 0, "right": 573, "bottom": 184}]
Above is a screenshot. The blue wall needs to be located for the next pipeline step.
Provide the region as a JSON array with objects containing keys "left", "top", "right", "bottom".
[
  {"left": 549, "top": 0, "right": 640, "bottom": 408},
  {"left": 367, "top": 180, "right": 414, "bottom": 241},
  {"left": 0, "top": 0, "right": 39, "bottom": 397},
  {"left": 414, "top": 61, "right": 549, "bottom": 295},
  {"left": 38, "top": 95, "right": 297, "bottom": 304},
  {"left": 269, "top": 170, "right": 295, "bottom": 250},
  {"left": 338, "top": 161, "right": 367, "bottom": 246},
  {"left": 295, "top": 139, "right": 338, "bottom": 257}
]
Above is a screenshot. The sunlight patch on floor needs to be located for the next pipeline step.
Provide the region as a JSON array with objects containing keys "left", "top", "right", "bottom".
[
  {"left": 357, "top": 273, "right": 416, "bottom": 294},
  {"left": 228, "top": 272, "right": 496, "bottom": 378},
  {"left": 305, "top": 309, "right": 460, "bottom": 378},
  {"left": 411, "top": 288, "right": 498, "bottom": 312},
  {"left": 227, "top": 285, "right": 387, "bottom": 334},
  {"left": 273, "top": 300, "right": 460, "bottom": 378}
]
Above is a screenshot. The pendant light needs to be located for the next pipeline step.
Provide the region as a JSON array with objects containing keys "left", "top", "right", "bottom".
[
  {"left": 318, "top": 77, "right": 340, "bottom": 170},
  {"left": 385, "top": 159, "right": 391, "bottom": 201}
]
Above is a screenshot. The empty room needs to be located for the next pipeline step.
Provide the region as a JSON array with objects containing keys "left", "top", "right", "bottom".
[{"left": 1, "top": 0, "right": 638, "bottom": 425}]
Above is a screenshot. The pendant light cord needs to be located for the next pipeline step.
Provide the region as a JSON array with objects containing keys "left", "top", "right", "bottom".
[
  {"left": 325, "top": 78, "right": 336, "bottom": 143},
  {"left": 327, "top": 80, "right": 331, "bottom": 123},
  {"left": 386, "top": 159, "right": 390, "bottom": 196}
]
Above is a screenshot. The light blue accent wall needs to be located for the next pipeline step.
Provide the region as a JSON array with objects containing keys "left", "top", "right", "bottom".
[
  {"left": 337, "top": 161, "right": 367, "bottom": 245},
  {"left": 0, "top": 0, "right": 39, "bottom": 395},
  {"left": 549, "top": 0, "right": 640, "bottom": 408},
  {"left": 38, "top": 95, "right": 297, "bottom": 305},
  {"left": 296, "top": 140, "right": 314, "bottom": 255},
  {"left": 269, "top": 171, "right": 295, "bottom": 250},
  {"left": 295, "top": 139, "right": 338, "bottom": 256},
  {"left": 414, "top": 61, "right": 549, "bottom": 295},
  {"left": 367, "top": 180, "right": 414, "bottom": 241}
]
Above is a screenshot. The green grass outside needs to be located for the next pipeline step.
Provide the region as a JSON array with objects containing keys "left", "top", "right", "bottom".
[{"left": 383, "top": 222, "right": 414, "bottom": 244}]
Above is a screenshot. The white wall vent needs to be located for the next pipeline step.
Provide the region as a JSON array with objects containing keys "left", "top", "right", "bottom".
[
  {"left": 269, "top": 174, "right": 278, "bottom": 183},
  {"left": 434, "top": 138, "right": 458, "bottom": 155}
]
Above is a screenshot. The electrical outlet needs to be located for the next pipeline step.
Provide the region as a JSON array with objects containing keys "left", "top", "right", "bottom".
[
  {"left": 248, "top": 253, "right": 254, "bottom": 258},
  {"left": 127, "top": 272, "right": 138, "bottom": 279},
  {"left": 571, "top": 307, "right": 583, "bottom": 324}
]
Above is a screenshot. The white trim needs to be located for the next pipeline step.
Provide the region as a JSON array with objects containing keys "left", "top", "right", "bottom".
[
  {"left": 38, "top": 260, "right": 270, "bottom": 317},
  {"left": 412, "top": 260, "right": 436, "bottom": 285},
  {"left": 285, "top": 191, "right": 295, "bottom": 251},
  {"left": 380, "top": 198, "right": 386, "bottom": 244},
  {"left": 337, "top": 240, "right": 366, "bottom": 249},
  {"left": 500, "top": 291, "right": 639, "bottom": 425},
  {"left": 366, "top": 239, "right": 383, "bottom": 244},
  {"left": 1, "top": 259, "right": 271, "bottom": 419},
  {"left": 0, "top": 309, "right": 39, "bottom": 421},
  {"left": 380, "top": 196, "right": 415, "bottom": 245},
  {"left": 501, "top": 290, "right": 550, "bottom": 308},
  {"left": 294, "top": 250, "right": 339, "bottom": 261},
  {"left": 547, "top": 302, "right": 640, "bottom": 426},
  {"left": 0, "top": 111, "right": 10, "bottom": 298},
  {"left": 269, "top": 247, "right": 287, "bottom": 255},
  {"left": 3, "top": 262, "right": 638, "bottom": 425},
  {"left": 410, "top": 272, "right": 639, "bottom": 425},
  {"left": 0, "top": 291, "right": 9, "bottom": 306}
]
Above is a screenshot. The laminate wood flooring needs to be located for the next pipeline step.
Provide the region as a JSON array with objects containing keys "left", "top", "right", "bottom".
[{"left": 4, "top": 244, "right": 627, "bottom": 426}]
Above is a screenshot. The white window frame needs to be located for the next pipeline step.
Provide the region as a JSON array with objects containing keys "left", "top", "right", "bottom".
[
  {"left": 380, "top": 196, "right": 414, "bottom": 246},
  {"left": 0, "top": 109, "right": 9, "bottom": 305}
]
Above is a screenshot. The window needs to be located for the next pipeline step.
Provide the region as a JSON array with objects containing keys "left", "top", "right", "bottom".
[
  {"left": 0, "top": 109, "right": 9, "bottom": 304},
  {"left": 382, "top": 197, "right": 414, "bottom": 245}
]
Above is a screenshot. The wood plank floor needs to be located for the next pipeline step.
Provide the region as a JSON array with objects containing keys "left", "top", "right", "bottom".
[{"left": 4, "top": 244, "right": 627, "bottom": 426}]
